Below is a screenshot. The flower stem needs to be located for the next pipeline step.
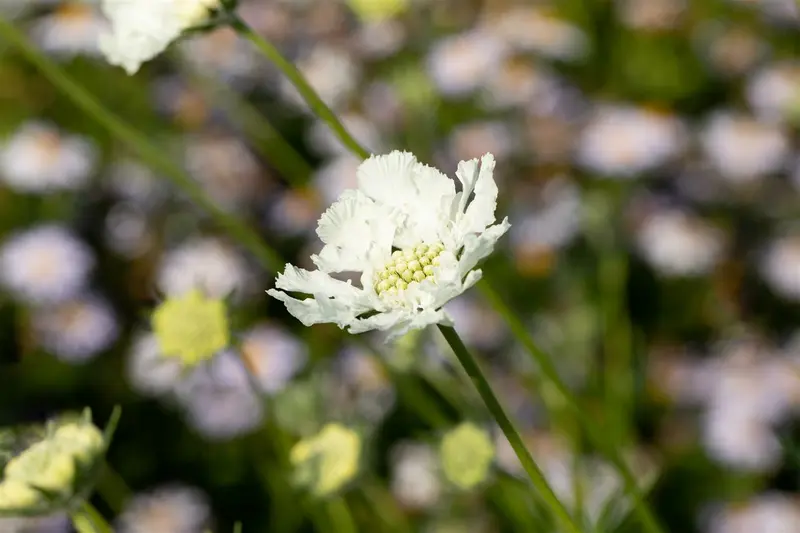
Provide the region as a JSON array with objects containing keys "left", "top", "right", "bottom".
[
  {"left": 228, "top": 15, "right": 370, "bottom": 161},
  {"left": 0, "top": 16, "right": 283, "bottom": 273},
  {"left": 437, "top": 325, "right": 582, "bottom": 533},
  {"left": 69, "top": 501, "right": 113, "bottom": 533},
  {"left": 477, "top": 280, "right": 665, "bottom": 533}
]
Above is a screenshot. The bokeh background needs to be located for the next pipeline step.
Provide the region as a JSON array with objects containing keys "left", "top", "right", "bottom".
[{"left": 1, "top": 0, "right": 800, "bottom": 531}]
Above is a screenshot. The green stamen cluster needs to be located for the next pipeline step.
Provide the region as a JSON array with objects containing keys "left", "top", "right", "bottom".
[{"left": 374, "top": 243, "right": 444, "bottom": 297}]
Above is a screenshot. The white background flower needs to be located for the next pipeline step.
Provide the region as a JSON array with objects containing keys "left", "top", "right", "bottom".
[
  {"left": 99, "top": 0, "right": 221, "bottom": 75},
  {"left": 268, "top": 151, "right": 510, "bottom": 341}
]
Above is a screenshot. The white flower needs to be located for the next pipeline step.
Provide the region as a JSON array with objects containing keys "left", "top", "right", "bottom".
[
  {"left": 635, "top": 209, "right": 726, "bottom": 277},
  {"left": 157, "top": 237, "right": 253, "bottom": 299},
  {"left": 32, "top": 294, "right": 119, "bottom": 363},
  {"left": 0, "top": 121, "right": 97, "bottom": 193},
  {"left": 576, "top": 104, "right": 686, "bottom": 177},
  {"left": 427, "top": 30, "right": 507, "bottom": 97},
  {"left": 700, "top": 111, "right": 789, "bottom": 184},
  {"left": 488, "top": 7, "right": 589, "bottom": 61},
  {"left": 746, "top": 61, "right": 800, "bottom": 124},
  {"left": 707, "top": 493, "right": 800, "bottom": 533},
  {"left": 761, "top": 234, "right": 800, "bottom": 301},
  {"left": 390, "top": 442, "right": 441, "bottom": 510},
  {"left": 31, "top": 2, "right": 108, "bottom": 58},
  {"left": 116, "top": 485, "right": 211, "bottom": 533},
  {"left": 268, "top": 151, "right": 510, "bottom": 342},
  {"left": 98, "top": 0, "right": 221, "bottom": 75},
  {"left": 0, "top": 225, "right": 94, "bottom": 304}
]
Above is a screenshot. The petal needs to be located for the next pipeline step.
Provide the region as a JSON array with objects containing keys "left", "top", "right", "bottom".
[
  {"left": 455, "top": 153, "right": 499, "bottom": 236},
  {"left": 357, "top": 151, "right": 419, "bottom": 208},
  {"left": 273, "top": 264, "right": 362, "bottom": 301},
  {"left": 313, "top": 190, "right": 397, "bottom": 273},
  {"left": 267, "top": 290, "right": 360, "bottom": 329},
  {"left": 385, "top": 308, "right": 451, "bottom": 342},
  {"left": 457, "top": 218, "right": 511, "bottom": 277}
]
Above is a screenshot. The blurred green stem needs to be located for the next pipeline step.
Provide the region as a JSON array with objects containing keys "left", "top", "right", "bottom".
[
  {"left": 228, "top": 14, "right": 370, "bottom": 160},
  {"left": 69, "top": 501, "right": 113, "bottom": 533},
  {"left": 325, "top": 498, "right": 358, "bottom": 533},
  {"left": 174, "top": 55, "right": 313, "bottom": 187},
  {"left": 437, "top": 325, "right": 582, "bottom": 533},
  {"left": 477, "top": 280, "right": 664, "bottom": 533},
  {"left": 0, "top": 16, "right": 283, "bottom": 273}
]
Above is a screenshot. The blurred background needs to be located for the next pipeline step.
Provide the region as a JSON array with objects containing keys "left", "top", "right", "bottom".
[{"left": 0, "top": 0, "right": 800, "bottom": 531}]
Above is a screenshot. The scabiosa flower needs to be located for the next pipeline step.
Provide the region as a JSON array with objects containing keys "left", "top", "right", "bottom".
[
  {"left": 0, "top": 122, "right": 97, "bottom": 194},
  {"left": 151, "top": 289, "right": 230, "bottom": 367},
  {"left": 0, "top": 225, "right": 94, "bottom": 305},
  {"left": 267, "top": 151, "right": 510, "bottom": 342},
  {"left": 98, "top": 0, "right": 222, "bottom": 75}
]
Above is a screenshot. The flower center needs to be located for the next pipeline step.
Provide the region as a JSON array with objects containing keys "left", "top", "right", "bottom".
[{"left": 373, "top": 243, "right": 444, "bottom": 297}]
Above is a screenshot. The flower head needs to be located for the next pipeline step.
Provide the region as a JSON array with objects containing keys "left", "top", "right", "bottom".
[
  {"left": 98, "top": 0, "right": 222, "bottom": 75},
  {"left": 290, "top": 423, "right": 361, "bottom": 497},
  {"left": 0, "top": 410, "right": 114, "bottom": 517},
  {"left": 440, "top": 423, "right": 495, "bottom": 490},
  {"left": 151, "top": 289, "right": 229, "bottom": 367},
  {"left": 268, "top": 151, "right": 510, "bottom": 342}
]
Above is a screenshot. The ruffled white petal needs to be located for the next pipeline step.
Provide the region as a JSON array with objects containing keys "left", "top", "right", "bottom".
[
  {"left": 457, "top": 218, "right": 511, "bottom": 278},
  {"left": 357, "top": 151, "right": 419, "bottom": 208},
  {"left": 312, "top": 190, "right": 396, "bottom": 272},
  {"left": 454, "top": 153, "right": 499, "bottom": 238}
]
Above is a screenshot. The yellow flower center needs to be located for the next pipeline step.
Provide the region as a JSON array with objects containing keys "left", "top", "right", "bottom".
[{"left": 373, "top": 243, "right": 444, "bottom": 297}]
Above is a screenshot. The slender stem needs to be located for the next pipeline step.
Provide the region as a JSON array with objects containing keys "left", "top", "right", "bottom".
[
  {"left": 0, "top": 16, "right": 283, "bottom": 273},
  {"left": 70, "top": 501, "right": 113, "bottom": 533},
  {"left": 228, "top": 15, "right": 371, "bottom": 161},
  {"left": 477, "top": 280, "right": 665, "bottom": 533},
  {"left": 437, "top": 325, "right": 582, "bottom": 533}
]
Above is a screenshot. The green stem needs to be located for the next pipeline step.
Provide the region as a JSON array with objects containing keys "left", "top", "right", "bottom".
[
  {"left": 437, "top": 325, "right": 582, "bottom": 533},
  {"left": 0, "top": 16, "right": 282, "bottom": 273},
  {"left": 325, "top": 497, "right": 358, "bottom": 533},
  {"left": 477, "top": 280, "right": 664, "bottom": 533},
  {"left": 70, "top": 501, "right": 113, "bottom": 533},
  {"left": 228, "top": 15, "right": 370, "bottom": 160}
]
